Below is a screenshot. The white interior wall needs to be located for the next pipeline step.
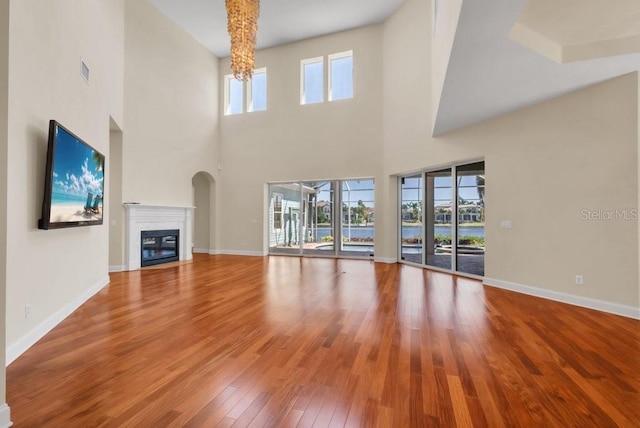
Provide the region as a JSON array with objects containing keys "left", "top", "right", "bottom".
[
  {"left": 0, "top": 0, "right": 9, "bottom": 420},
  {"left": 431, "top": 0, "right": 463, "bottom": 133},
  {"left": 219, "top": 25, "right": 384, "bottom": 254},
  {"left": 192, "top": 172, "right": 211, "bottom": 252},
  {"left": 381, "top": 0, "right": 432, "bottom": 260},
  {"left": 4, "top": 0, "right": 221, "bottom": 365},
  {"left": 216, "top": 0, "right": 639, "bottom": 312},
  {"left": 122, "top": 0, "right": 219, "bottom": 208},
  {"left": 5, "top": 0, "right": 125, "bottom": 362},
  {"left": 382, "top": 0, "right": 638, "bottom": 309},
  {"left": 108, "top": 127, "right": 124, "bottom": 270}
]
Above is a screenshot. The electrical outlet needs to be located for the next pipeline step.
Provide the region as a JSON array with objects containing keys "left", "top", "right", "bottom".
[
  {"left": 575, "top": 275, "right": 584, "bottom": 285},
  {"left": 25, "top": 304, "right": 31, "bottom": 319}
]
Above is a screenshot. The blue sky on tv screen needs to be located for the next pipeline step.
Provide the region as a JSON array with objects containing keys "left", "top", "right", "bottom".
[{"left": 51, "top": 126, "right": 104, "bottom": 201}]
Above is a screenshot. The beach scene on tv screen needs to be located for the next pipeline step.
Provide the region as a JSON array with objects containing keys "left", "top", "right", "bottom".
[{"left": 49, "top": 127, "right": 104, "bottom": 223}]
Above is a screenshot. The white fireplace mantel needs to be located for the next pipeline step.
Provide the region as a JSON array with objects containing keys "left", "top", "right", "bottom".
[{"left": 124, "top": 204, "right": 195, "bottom": 271}]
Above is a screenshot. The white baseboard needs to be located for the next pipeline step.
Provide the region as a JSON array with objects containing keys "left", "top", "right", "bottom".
[
  {"left": 194, "top": 249, "right": 266, "bottom": 256},
  {"left": 374, "top": 257, "right": 397, "bottom": 264},
  {"left": 0, "top": 404, "right": 11, "bottom": 427},
  {"left": 483, "top": 277, "right": 640, "bottom": 320},
  {"left": 192, "top": 248, "right": 211, "bottom": 254},
  {"left": 108, "top": 265, "right": 125, "bottom": 273},
  {"left": 6, "top": 275, "right": 110, "bottom": 366},
  {"left": 218, "top": 250, "right": 268, "bottom": 257}
]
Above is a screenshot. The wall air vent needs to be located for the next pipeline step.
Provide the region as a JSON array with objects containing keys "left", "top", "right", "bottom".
[{"left": 81, "top": 59, "right": 90, "bottom": 83}]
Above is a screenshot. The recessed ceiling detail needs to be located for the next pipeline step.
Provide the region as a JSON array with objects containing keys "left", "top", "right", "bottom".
[
  {"left": 510, "top": 0, "right": 640, "bottom": 63},
  {"left": 433, "top": 0, "right": 640, "bottom": 135}
]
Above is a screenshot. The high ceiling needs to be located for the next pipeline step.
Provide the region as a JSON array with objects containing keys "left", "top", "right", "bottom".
[
  {"left": 148, "top": 0, "right": 406, "bottom": 57},
  {"left": 148, "top": 0, "right": 640, "bottom": 135}
]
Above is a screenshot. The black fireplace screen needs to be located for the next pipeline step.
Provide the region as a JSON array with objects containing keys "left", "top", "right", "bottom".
[{"left": 141, "top": 229, "right": 179, "bottom": 267}]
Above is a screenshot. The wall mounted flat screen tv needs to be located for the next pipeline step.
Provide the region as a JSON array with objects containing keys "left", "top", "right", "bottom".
[{"left": 38, "top": 120, "right": 105, "bottom": 230}]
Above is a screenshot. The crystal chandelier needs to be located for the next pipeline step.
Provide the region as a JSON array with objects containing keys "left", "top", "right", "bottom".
[{"left": 225, "top": 0, "right": 260, "bottom": 81}]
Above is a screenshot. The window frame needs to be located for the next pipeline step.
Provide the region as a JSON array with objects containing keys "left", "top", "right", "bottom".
[
  {"left": 224, "top": 74, "right": 244, "bottom": 115},
  {"left": 300, "top": 56, "right": 325, "bottom": 105},
  {"left": 328, "top": 50, "right": 354, "bottom": 102},
  {"left": 247, "top": 67, "right": 267, "bottom": 113}
]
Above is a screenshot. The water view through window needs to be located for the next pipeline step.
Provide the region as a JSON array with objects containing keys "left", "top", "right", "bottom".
[
  {"left": 400, "top": 161, "right": 485, "bottom": 276},
  {"left": 269, "top": 179, "right": 374, "bottom": 257}
]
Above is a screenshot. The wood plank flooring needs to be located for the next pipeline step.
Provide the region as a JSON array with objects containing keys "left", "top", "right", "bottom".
[{"left": 7, "top": 254, "right": 640, "bottom": 427}]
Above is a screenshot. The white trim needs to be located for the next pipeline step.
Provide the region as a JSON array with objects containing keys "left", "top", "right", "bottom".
[
  {"left": 192, "top": 248, "right": 211, "bottom": 254},
  {"left": 451, "top": 164, "right": 458, "bottom": 273},
  {"left": 218, "top": 250, "right": 267, "bottom": 257},
  {"left": 484, "top": 277, "right": 640, "bottom": 320},
  {"left": 374, "top": 257, "right": 397, "bottom": 264},
  {"left": 0, "top": 404, "right": 11, "bottom": 427},
  {"left": 6, "top": 275, "right": 110, "bottom": 365},
  {"left": 123, "top": 204, "right": 194, "bottom": 271},
  {"left": 108, "top": 265, "right": 125, "bottom": 273}
]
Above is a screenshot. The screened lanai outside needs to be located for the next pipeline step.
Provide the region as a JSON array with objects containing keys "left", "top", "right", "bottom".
[
  {"left": 268, "top": 179, "right": 374, "bottom": 258},
  {"left": 268, "top": 183, "right": 311, "bottom": 254},
  {"left": 302, "top": 181, "right": 335, "bottom": 256},
  {"left": 339, "top": 179, "right": 375, "bottom": 257}
]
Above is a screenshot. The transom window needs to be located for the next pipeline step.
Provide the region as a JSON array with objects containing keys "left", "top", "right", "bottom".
[
  {"left": 224, "top": 68, "right": 268, "bottom": 115},
  {"left": 329, "top": 51, "right": 353, "bottom": 101},
  {"left": 248, "top": 68, "right": 267, "bottom": 112},
  {"left": 300, "top": 51, "right": 353, "bottom": 105},
  {"left": 224, "top": 75, "right": 244, "bottom": 115},
  {"left": 300, "top": 57, "right": 324, "bottom": 105}
]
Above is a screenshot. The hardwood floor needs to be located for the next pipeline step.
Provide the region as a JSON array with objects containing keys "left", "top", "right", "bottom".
[{"left": 7, "top": 254, "right": 640, "bottom": 427}]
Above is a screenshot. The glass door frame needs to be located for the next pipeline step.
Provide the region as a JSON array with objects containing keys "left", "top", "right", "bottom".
[
  {"left": 399, "top": 175, "right": 425, "bottom": 265},
  {"left": 302, "top": 180, "right": 338, "bottom": 257},
  {"left": 338, "top": 179, "right": 376, "bottom": 258},
  {"left": 268, "top": 178, "right": 375, "bottom": 260},
  {"left": 397, "top": 159, "right": 485, "bottom": 279}
]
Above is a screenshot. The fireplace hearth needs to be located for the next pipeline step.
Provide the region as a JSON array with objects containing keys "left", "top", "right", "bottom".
[
  {"left": 141, "top": 229, "right": 179, "bottom": 267},
  {"left": 123, "top": 204, "right": 194, "bottom": 271}
]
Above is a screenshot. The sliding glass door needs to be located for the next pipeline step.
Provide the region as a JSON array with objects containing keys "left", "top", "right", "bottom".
[
  {"left": 339, "top": 179, "right": 375, "bottom": 257},
  {"left": 269, "top": 179, "right": 375, "bottom": 258},
  {"left": 268, "top": 183, "right": 305, "bottom": 254},
  {"left": 303, "top": 181, "right": 336, "bottom": 256},
  {"left": 399, "top": 161, "right": 485, "bottom": 277},
  {"left": 400, "top": 175, "right": 423, "bottom": 264},
  {"left": 456, "top": 162, "right": 485, "bottom": 276},
  {"left": 425, "top": 169, "right": 452, "bottom": 270}
]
